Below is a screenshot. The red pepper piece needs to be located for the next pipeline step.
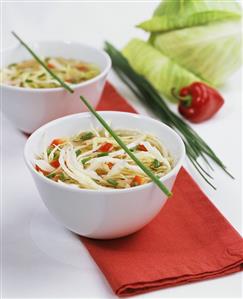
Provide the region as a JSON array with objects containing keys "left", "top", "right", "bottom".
[
  {"left": 35, "top": 165, "right": 50, "bottom": 176},
  {"left": 107, "top": 162, "right": 114, "bottom": 169},
  {"left": 50, "top": 160, "right": 60, "bottom": 168},
  {"left": 50, "top": 139, "right": 64, "bottom": 146},
  {"left": 97, "top": 142, "right": 113, "bottom": 152},
  {"left": 77, "top": 65, "right": 89, "bottom": 72},
  {"left": 175, "top": 82, "right": 224, "bottom": 123},
  {"left": 47, "top": 63, "right": 55, "bottom": 69},
  {"left": 137, "top": 144, "right": 147, "bottom": 151},
  {"left": 131, "top": 175, "right": 144, "bottom": 187}
]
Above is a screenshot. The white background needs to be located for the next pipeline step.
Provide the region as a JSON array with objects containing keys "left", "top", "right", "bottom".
[{"left": 1, "top": 1, "right": 242, "bottom": 298}]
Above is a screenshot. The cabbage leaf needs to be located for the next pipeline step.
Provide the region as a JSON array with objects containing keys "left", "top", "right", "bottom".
[
  {"left": 138, "top": 0, "right": 241, "bottom": 32},
  {"left": 123, "top": 0, "right": 242, "bottom": 101},
  {"left": 150, "top": 21, "right": 242, "bottom": 85},
  {"left": 122, "top": 38, "right": 203, "bottom": 102}
]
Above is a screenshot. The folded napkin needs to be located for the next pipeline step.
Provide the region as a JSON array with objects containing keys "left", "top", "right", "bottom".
[{"left": 82, "top": 82, "right": 243, "bottom": 297}]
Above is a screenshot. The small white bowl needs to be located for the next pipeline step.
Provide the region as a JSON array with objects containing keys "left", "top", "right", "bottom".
[
  {"left": 1, "top": 41, "right": 111, "bottom": 133},
  {"left": 24, "top": 112, "right": 185, "bottom": 239}
]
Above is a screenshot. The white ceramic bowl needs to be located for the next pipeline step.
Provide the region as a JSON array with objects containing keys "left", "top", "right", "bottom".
[
  {"left": 24, "top": 112, "right": 185, "bottom": 239},
  {"left": 1, "top": 41, "right": 111, "bottom": 133}
]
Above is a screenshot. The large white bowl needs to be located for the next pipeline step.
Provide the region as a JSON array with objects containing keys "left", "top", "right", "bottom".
[
  {"left": 24, "top": 112, "right": 185, "bottom": 239},
  {"left": 1, "top": 41, "right": 111, "bottom": 133}
]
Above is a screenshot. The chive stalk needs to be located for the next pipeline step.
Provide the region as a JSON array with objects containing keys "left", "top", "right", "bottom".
[{"left": 11, "top": 32, "right": 173, "bottom": 197}]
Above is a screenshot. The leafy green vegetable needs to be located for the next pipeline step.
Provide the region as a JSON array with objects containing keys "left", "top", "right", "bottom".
[
  {"left": 123, "top": 38, "right": 202, "bottom": 102},
  {"left": 150, "top": 21, "right": 242, "bottom": 85},
  {"left": 139, "top": 11, "right": 240, "bottom": 32},
  {"left": 154, "top": 0, "right": 241, "bottom": 16},
  {"left": 138, "top": 0, "right": 241, "bottom": 32},
  {"left": 125, "top": 0, "right": 242, "bottom": 99}
]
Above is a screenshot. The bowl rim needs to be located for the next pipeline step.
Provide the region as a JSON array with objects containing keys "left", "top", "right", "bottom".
[
  {"left": 24, "top": 111, "right": 185, "bottom": 195},
  {"left": 0, "top": 40, "right": 112, "bottom": 93}
]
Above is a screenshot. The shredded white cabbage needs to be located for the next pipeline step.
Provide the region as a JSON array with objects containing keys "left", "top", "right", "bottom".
[
  {"left": 59, "top": 147, "right": 107, "bottom": 190},
  {"left": 34, "top": 128, "right": 173, "bottom": 190},
  {"left": 35, "top": 160, "right": 55, "bottom": 172}
]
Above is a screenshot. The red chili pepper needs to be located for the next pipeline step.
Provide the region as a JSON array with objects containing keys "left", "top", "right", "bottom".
[
  {"left": 137, "top": 144, "right": 147, "bottom": 151},
  {"left": 50, "top": 139, "right": 64, "bottom": 146},
  {"left": 97, "top": 142, "right": 113, "bottom": 152},
  {"left": 131, "top": 175, "right": 144, "bottom": 187},
  {"left": 173, "top": 82, "right": 224, "bottom": 123},
  {"left": 35, "top": 165, "right": 49, "bottom": 176},
  {"left": 50, "top": 160, "right": 60, "bottom": 168}
]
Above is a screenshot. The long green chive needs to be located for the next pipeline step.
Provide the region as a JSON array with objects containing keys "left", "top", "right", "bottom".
[
  {"left": 104, "top": 41, "right": 234, "bottom": 190},
  {"left": 12, "top": 32, "right": 172, "bottom": 197}
]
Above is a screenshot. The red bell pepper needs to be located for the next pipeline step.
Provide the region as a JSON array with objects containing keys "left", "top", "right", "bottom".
[
  {"left": 50, "top": 160, "right": 60, "bottom": 168},
  {"left": 47, "top": 63, "right": 55, "bottom": 69},
  {"left": 50, "top": 139, "right": 64, "bottom": 146},
  {"left": 173, "top": 82, "right": 224, "bottom": 123},
  {"left": 131, "top": 175, "right": 144, "bottom": 187},
  {"left": 137, "top": 144, "right": 147, "bottom": 151},
  {"left": 107, "top": 162, "right": 114, "bottom": 169},
  {"left": 77, "top": 65, "right": 89, "bottom": 72},
  {"left": 97, "top": 142, "right": 113, "bottom": 152}
]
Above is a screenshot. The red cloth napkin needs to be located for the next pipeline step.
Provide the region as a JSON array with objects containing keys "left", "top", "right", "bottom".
[{"left": 82, "top": 82, "right": 243, "bottom": 297}]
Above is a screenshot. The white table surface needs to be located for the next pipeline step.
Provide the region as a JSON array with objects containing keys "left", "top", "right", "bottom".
[{"left": 1, "top": 2, "right": 242, "bottom": 298}]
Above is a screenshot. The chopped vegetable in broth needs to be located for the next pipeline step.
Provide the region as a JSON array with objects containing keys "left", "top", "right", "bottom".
[
  {"left": 0, "top": 57, "right": 100, "bottom": 88},
  {"left": 34, "top": 128, "right": 173, "bottom": 190}
]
